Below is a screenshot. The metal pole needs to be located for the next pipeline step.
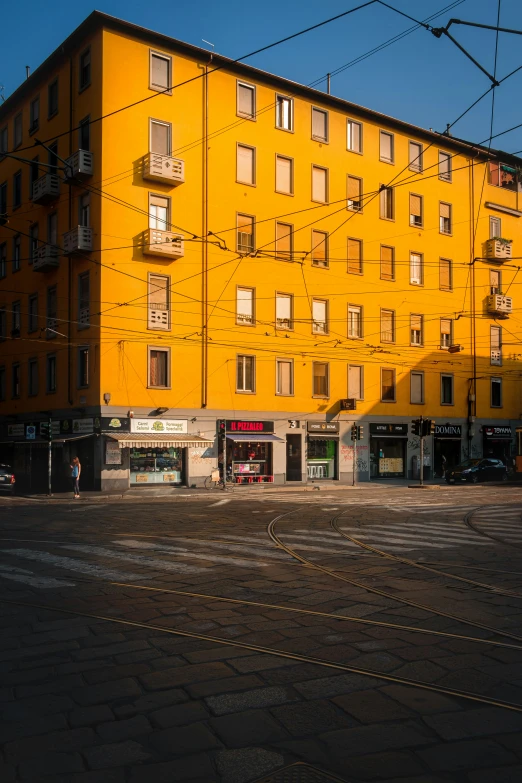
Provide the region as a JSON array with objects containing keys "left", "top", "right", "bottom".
[
  {"left": 352, "top": 423, "right": 356, "bottom": 487},
  {"left": 47, "top": 417, "right": 52, "bottom": 496},
  {"left": 419, "top": 417, "right": 424, "bottom": 487},
  {"left": 222, "top": 430, "right": 227, "bottom": 487},
  {"left": 327, "top": 73, "right": 331, "bottom": 94}
]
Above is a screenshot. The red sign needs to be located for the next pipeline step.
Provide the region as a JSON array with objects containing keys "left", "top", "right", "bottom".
[{"left": 223, "top": 420, "right": 274, "bottom": 433}]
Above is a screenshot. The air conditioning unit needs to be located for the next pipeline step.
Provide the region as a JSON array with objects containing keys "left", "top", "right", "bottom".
[{"left": 487, "top": 294, "right": 512, "bottom": 315}]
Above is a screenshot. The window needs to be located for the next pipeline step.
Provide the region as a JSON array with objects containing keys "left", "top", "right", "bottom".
[
  {"left": 347, "top": 119, "right": 362, "bottom": 153},
  {"left": 348, "top": 365, "right": 363, "bottom": 400},
  {"left": 78, "top": 272, "right": 90, "bottom": 328},
  {"left": 275, "top": 155, "right": 293, "bottom": 194},
  {"left": 79, "top": 116, "right": 90, "bottom": 151},
  {"left": 237, "top": 354, "right": 255, "bottom": 392},
  {"left": 410, "top": 252, "right": 423, "bottom": 285},
  {"left": 348, "top": 304, "right": 362, "bottom": 339},
  {"left": 0, "top": 126, "right": 7, "bottom": 159},
  {"left": 490, "top": 269, "right": 501, "bottom": 295},
  {"left": 380, "top": 245, "right": 394, "bottom": 281},
  {"left": 148, "top": 274, "right": 170, "bottom": 330},
  {"left": 29, "top": 97, "right": 39, "bottom": 133},
  {"left": 29, "top": 224, "right": 39, "bottom": 265},
  {"left": 347, "top": 175, "right": 363, "bottom": 211},
  {"left": 311, "top": 107, "right": 328, "bottom": 142},
  {"left": 491, "top": 377, "right": 502, "bottom": 408},
  {"left": 0, "top": 182, "right": 7, "bottom": 222},
  {"left": 46, "top": 354, "right": 57, "bottom": 393},
  {"left": 46, "top": 286, "right": 57, "bottom": 336},
  {"left": 276, "top": 95, "right": 293, "bottom": 131},
  {"left": 347, "top": 237, "right": 362, "bottom": 275},
  {"left": 28, "top": 294, "right": 38, "bottom": 332},
  {"left": 48, "top": 213, "right": 58, "bottom": 245},
  {"left": 276, "top": 293, "right": 293, "bottom": 330},
  {"left": 237, "top": 214, "right": 254, "bottom": 254},
  {"left": 440, "top": 202, "right": 452, "bottom": 234},
  {"left": 78, "top": 347, "right": 89, "bottom": 388},
  {"left": 313, "top": 362, "right": 329, "bottom": 397},
  {"left": 237, "top": 82, "right": 255, "bottom": 119},
  {"left": 411, "top": 371, "right": 424, "bottom": 404},
  {"left": 276, "top": 359, "right": 293, "bottom": 395},
  {"left": 312, "top": 299, "right": 328, "bottom": 334},
  {"left": 236, "top": 144, "right": 255, "bottom": 186},
  {"left": 312, "top": 166, "right": 328, "bottom": 203},
  {"left": 148, "top": 347, "right": 170, "bottom": 388},
  {"left": 13, "top": 171, "right": 21, "bottom": 208},
  {"left": 12, "top": 301, "right": 21, "bottom": 334},
  {"left": 149, "top": 118, "right": 171, "bottom": 156},
  {"left": 381, "top": 368, "right": 396, "bottom": 401},
  {"left": 409, "top": 193, "right": 423, "bottom": 227},
  {"left": 12, "top": 364, "right": 20, "bottom": 398},
  {"left": 439, "top": 151, "right": 452, "bottom": 181},
  {"left": 0, "top": 366, "right": 4, "bottom": 401},
  {"left": 441, "top": 374, "right": 454, "bottom": 405},
  {"left": 0, "top": 308, "right": 5, "bottom": 339},
  {"left": 409, "top": 141, "right": 423, "bottom": 172},
  {"left": 48, "top": 142, "right": 58, "bottom": 176},
  {"left": 381, "top": 309, "right": 395, "bottom": 343},
  {"left": 275, "top": 222, "right": 293, "bottom": 261},
  {"left": 28, "top": 359, "right": 38, "bottom": 396},
  {"left": 48, "top": 79, "right": 58, "bottom": 118},
  {"left": 30, "top": 157, "right": 39, "bottom": 199},
  {"left": 379, "top": 131, "right": 394, "bottom": 163},
  {"left": 79, "top": 192, "right": 90, "bottom": 226},
  {"left": 440, "top": 318, "right": 452, "bottom": 349},
  {"left": 488, "top": 160, "right": 518, "bottom": 190},
  {"left": 489, "top": 215, "right": 501, "bottom": 239},
  {"left": 79, "top": 48, "right": 91, "bottom": 91},
  {"left": 311, "top": 230, "right": 328, "bottom": 268},
  {"left": 490, "top": 325, "right": 502, "bottom": 365},
  {"left": 440, "top": 258, "right": 452, "bottom": 291},
  {"left": 149, "top": 194, "right": 169, "bottom": 230},
  {"left": 12, "top": 235, "right": 21, "bottom": 273},
  {"left": 13, "top": 114, "right": 22, "bottom": 149},
  {"left": 379, "top": 185, "right": 394, "bottom": 219},
  {"left": 0, "top": 243, "right": 6, "bottom": 278},
  {"left": 236, "top": 287, "right": 254, "bottom": 325},
  {"left": 410, "top": 314, "right": 423, "bottom": 346}
]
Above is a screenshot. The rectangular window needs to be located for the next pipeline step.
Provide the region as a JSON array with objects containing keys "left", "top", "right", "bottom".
[
  {"left": 489, "top": 215, "right": 501, "bottom": 239},
  {"left": 48, "top": 79, "right": 58, "bottom": 118},
  {"left": 440, "top": 202, "right": 452, "bottom": 234},
  {"left": 380, "top": 245, "right": 394, "bottom": 281},
  {"left": 276, "top": 95, "right": 293, "bottom": 130},
  {"left": 30, "top": 156, "right": 39, "bottom": 199},
  {"left": 347, "top": 175, "right": 363, "bottom": 211},
  {"left": 48, "top": 142, "right": 58, "bottom": 176},
  {"left": 13, "top": 171, "right": 21, "bottom": 208},
  {"left": 311, "top": 230, "right": 328, "bottom": 268},
  {"left": 410, "top": 252, "right": 423, "bottom": 285},
  {"left": 237, "top": 82, "right": 255, "bottom": 118},
  {"left": 313, "top": 362, "right": 329, "bottom": 397},
  {"left": 46, "top": 286, "right": 57, "bottom": 336},
  {"left": 78, "top": 272, "right": 90, "bottom": 328},
  {"left": 491, "top": 377, "right": 502, "bottom": 408},
  {"left": 440, "top": 318, "right": 452, "bottom": 349},
  {"left": 236, "top": 354, "right": 255, "bottom": 392},
  {"left": 379, "top": 185, "right": 394, "bottom": 219},
  {"left": 79, "top": 48, "right": 91, "bottom": 91},
  {"left": 379, "top": 130, "right": 394, "bottom": 163},
  {"left": 347, "top": 119, "right": 362, "bottom": 153},
  {"left": 490, "top": 269, "right": 501, "bottom": 295},
  {"left": 381, "top": 368, "right": 396, "bottom": 401},
  {"left": 381, "top": 309, "right": 395, "bottom": 343},
  {"left": 237, "top": 213, "right": 254, "bottom": 254},
  {"left": 48, "top": 212, "right": 58, "bottom": 245},
  {"left": 348, "top": 365, "right": 363, "bottom": 400},
  {"left": 236, "top": 287, "right": 254, "bottom": 325},
  {"left": 348, "top": 304, "right": 362, "bottom": 339},
  {"left": 237, "top": 144, "right": 255, "bottom": 185},
  {"left": 148, "top": 347, "right": 170, "bottom": 388},
  {"left": 13, "top": 113, "right": 22, "bottom": 149},
  {"left": 410, "top": 314, "right": 423, "bottom": 346},
  {"left": 0, "top": 126, "right": 7, "bottom": 159},
  {"left": 276, "top": 293, "right": 293, "bottom": 330},
  {"left": 79, "top": 193, "right": 90, "bottom": 226},
  {"left": 275, "top": 155, "right": 293, "bottom": 194},
  {"left": 0, "top": 182, "right": 7, "bottom": 223},
  {"left": 46, "top": 354, "right": 57, "bottom": 393},
  {"left": 29, "top": 223, "right": 39, "bottom": 264},
  {"left": 12, "top": 301, "right": 21, "bottom": 334},
  {"left": 439, "top": 151, "right": 452, "bottom": 181},
  {"left": 441, "top": 374, "right": 454, "bottom": 405},
  {"left": 409, "top": 141, "right": 423, "bottom": 172},
  {"left": 0, "top": 308, "right": 5, "bottom": 339},
  {"left": 347, "top": 237, "right": 362, "bottom": 275},
  {"left": 275, "top": 222, "right": 293, "bottom": 261},
  {"left": 78, "top": 347, "right": 89, "bottom": 388},
  {"left": 490, "top": 325, "right": 502, "bottom": 366},
  {"left": 29, "top": 97, "right": 39, "bottom": 133},
  {"left": 311, "top": 107, "right": 328, "bottom": 142},
  {"left": 312, "top": 166, "right": 328, "bottom": 203},
  {"left": 276, "top": 359, "right": 293, "bottom": 396},
  {"left": 28, "top": 294, "right": 38, "bottom": 333},
  {"left": 28, "top": 359, "right": 38, "bottom": 396},
  {"left": 411, "top": 371, "right": 424, "bottom": 404},
  {"left": 79, "top": 116, "right": 90, "bottom": 151},
  {"left": 0, "top": 243, "right": 6, "bottom": 278},
  {"left": 149, "top": 193, "right": 169, "bottom": 230},
  {"left": 150, "top": 118, "right": 170, "bottom": 155},
  {"left": 409, "top": 193, "right": 423, "bottom": 227},
  {"left": 312, "top": 299, "right": 328, "bottom": 334},
  {"left": 440, "top": 258, "right": 452, "bottom": 291},
  {"left": 12, "top": 364, "right": 20, "bottom": 398},
  {"left": 13, "top": 235, "right": 21, "bottom": 272},
  {"left": 0, "top": 366, "right": 5, "bottom": 401},
  {"left": 148, "top": 274, "right": 170, "bottom": 330},
  {"left": 150, "top": 50, "right": 171, "bottom": 93}
]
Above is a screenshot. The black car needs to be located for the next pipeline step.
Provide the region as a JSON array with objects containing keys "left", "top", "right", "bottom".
[
  {"left": 0, "top": 464, "right": 15, "bottom": 492},
  {"left": 445, "top": 458, "right": 508, "bottom": 484}
]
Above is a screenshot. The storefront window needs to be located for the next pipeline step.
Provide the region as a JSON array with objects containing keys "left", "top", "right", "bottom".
[
  {"left": 227, "top": 440, "right": 272, "bottom": 482},
  {"left": 306, "top": 438, "right": 338, "bottom": 479},
  {"left": 130, "top": 447, "right": 183, "bottom": 484}
]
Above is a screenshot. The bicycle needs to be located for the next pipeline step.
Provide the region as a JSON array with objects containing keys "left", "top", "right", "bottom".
[{"left": 204, "top": 469, "right": 235, "bottom": 490}]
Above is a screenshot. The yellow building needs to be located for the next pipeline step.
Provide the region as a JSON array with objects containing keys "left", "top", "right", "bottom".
[{"left": 0, "top": 11, "right": 521, "bottom": 490}]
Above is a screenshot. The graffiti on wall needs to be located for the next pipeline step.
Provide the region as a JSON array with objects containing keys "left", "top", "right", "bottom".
[
  {"left": 190, "top": 447, "right": 215, "bottom": 463},
  {"left": 340, "top": 444, "right": 369, "bottom": 472}
]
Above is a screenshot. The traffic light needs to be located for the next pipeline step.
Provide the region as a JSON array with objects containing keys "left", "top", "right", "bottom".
[
  {"left": 351, "top": 425, "right": 357, "bottom": 441},
  {"left": 422, "top": 419, "right": 436, "bottom": 437},
  {"left": 411, "top": 419, "right": 421, "bottom": 436},
  {"left": 356, "top": 425, "right": 364, "bottom": 440}
]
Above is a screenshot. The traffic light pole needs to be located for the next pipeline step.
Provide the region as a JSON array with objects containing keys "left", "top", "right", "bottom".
[
  {"left": 47, "top": 416, "right": 52, "bottom": 497},
  {"left": 419, "top": 417, "right": 424, "bottom": 487},
  {"left": 353, "top": 424, "right": 357, "bottom": 487}
]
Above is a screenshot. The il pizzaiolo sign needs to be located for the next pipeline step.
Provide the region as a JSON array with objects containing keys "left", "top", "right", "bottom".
[{"left": 434, "top": 424, "right": 462, "bottom": 438}]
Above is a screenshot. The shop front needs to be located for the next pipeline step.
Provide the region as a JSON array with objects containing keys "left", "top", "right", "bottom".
[
  {"left": 370, "top": 422, "right": 408, "bottom": 478},
  {"left": 434, "top": 423, "right": 462, "bottom": 478},
  {"left": 483, "top": 424, "right": 513, "bottom": 464},
  {"left": 220, "top": 420, "right": 283, "bottom": 483},
  {"left": 306, "top": 421, "right": 339, "bottom": 480}
]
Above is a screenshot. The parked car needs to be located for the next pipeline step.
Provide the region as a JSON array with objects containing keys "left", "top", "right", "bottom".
[
  {"left": 445, "top": 458, "right": 508, "bottom": 484},
  {"left": 0, "top": 464, "right": 15, "bottom": 492}
]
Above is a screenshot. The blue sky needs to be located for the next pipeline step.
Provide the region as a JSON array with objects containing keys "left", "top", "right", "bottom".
[{"left": 2, "top": 0, "right": 522, "bottom": 154}]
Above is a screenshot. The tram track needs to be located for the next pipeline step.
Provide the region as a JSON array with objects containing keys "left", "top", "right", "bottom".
[{"left": 464, "top": 505, "right": 522, "bottom": 550}]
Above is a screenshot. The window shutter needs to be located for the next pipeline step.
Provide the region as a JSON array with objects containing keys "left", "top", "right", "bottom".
[
  {"left": 347, "top": 176, "right": 360, "bottom": 200},
  {"left": 409, "top": 194, "right": 422, "bottom": 216},
  {"left": 312, "top": 109, "right": 326, "bottom": 139},
  {"left": 410, "top": 253, "right": 422, "bottom": 283},
  {"left": 440, "top": 202, "right": 451, "bottom": 218},
  {"left": 276, "top": 156, "right": 291, "bottom": 193},
  {"left": 312, "top": 167, "right": 327, "bottom": 202},
  {"left": 312, "top": 231, "right": 327, "bottom": 266},
  {"left": 380, "top": 132, "right": 392, "bottom": 160},
  {"left": 279, "top": 361, "right": 291, "bottom": 394},
  {"left": 276, "top": 223, "right": 291, "bottom": 259},
  {"left": 441, "top": 319, "right": 451, "bottom": 335},
  {"left": 276, "top": 295, "right": 291, "bottom": 323},
  {"left": 439, "top": 152, "right": 451, "bottom": 178},
  {"left": 348, "top": 121, "right": 361, "bottom": 151},
  {"left": 440, "top": 258, "right": 451, "bottom": 289},
  {"left": 238, "top": 84, "right": 254, "bottom": 116},
  {"left": 490, "top": 326, "right": 501, "bottom": 350},
  {"left": 347, "top": 238, "right": 362, "bottom": 274},
  {"left": 237, "top": 145, "right": 254, "bottom": 184},
  {"left": 411, "top": 372, "right": 423, "bottom": 403},
  {"left": 411, "top": 314, "right": 422, "bottom": 331},
  {"left": 237, "top": 288, "right": 253, "bottom": 322},
  {"left": 238, "top": 214, "right": 253, "bottom": 233},
  {"left": 381, "top": 246, "right": 393, "bottom": 279},
  {"left": 348, "top": 365, "right": 361, "bottom": 398},
  {"left": 151, "top": 122, "right": 170, "bottom": 155},
  {"left": 151, "top": 55, "right": 169, "bottom": 89},
  {"left": 313, "top": 300, "right": 326, "bottom": 323}
]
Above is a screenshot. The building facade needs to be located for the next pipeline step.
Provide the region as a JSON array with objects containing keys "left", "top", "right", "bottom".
[{"left": 0, "top": 11, "right": 521, "bottom": 491}]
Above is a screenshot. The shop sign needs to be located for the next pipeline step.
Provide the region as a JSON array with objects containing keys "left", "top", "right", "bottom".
[
  {"left": 307, "top": 421, "right": 340, "bottom": 433},
  {"left": 7, "top": 423, "right": 24, "bottom": 438},
  {"left": 105, "top": 440, "right": 122, "bottom": 465},
  {"left": 101, "top": 417, "right": 130, "bottom": 432},
  {"left": 223, "top": 420, "right": 274, "bottom": 433},
  {"left": 39, "top": 421, "right": 60, "bottom": 437},
  {"left": 25, "top": 425, "right": 36, "bottom": 440},
  {"left": 130, "top": 418, "right": 187, "bottom": 434},
  {"left": 435, "top": 424, "right": 462, "bottom": 438},
  {"left": 370, "top": 423, "right": 408, "bottom": 436},
  {"left": 484, "top": 425, "right": 512, "bottom": 439},
  {"left": 60, "top": 419, "right": 72, "bottom": 434},
  {"left": 72, "top": 418, "right": 94, "bottom": 435}
]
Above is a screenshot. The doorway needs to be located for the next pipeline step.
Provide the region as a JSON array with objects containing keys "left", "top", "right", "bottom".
[{"left": 286, "top": 434, "right": 302, "bottom": 481}]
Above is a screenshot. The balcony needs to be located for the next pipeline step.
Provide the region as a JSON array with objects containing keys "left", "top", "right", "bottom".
[
  {"left": 143, "top": 153, "right": 184, "bottom": 186},
  {"left": 491, "top": 349, "right": 502, "bottom": 366},
  {"left": 64, "top": 150, "right": 94, "bottom": 182},
  {"left": 487, "top": 294, "right": 513, "bottom": 316},
  {"left": 33, "top": 244, "right": 59, "bottom": 272},
  {"left": 143, "top": 228, "right": 184, "bottom": 259},
  {"left": 484, "top": 238, "right": 512, "bottom": 261},
  {"left": 63, "top": 226, "right": 93, "bottom": 255},
  {"left": 32, "top": 174, "right": 60, "bottom": 205},
  {"left": 78, "top": 308, "right": 90, "bottom": 327}
]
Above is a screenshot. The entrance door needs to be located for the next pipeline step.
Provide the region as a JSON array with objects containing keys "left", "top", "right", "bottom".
[{"left": 286, "top": 434, "right": 302, "bottom": 481}]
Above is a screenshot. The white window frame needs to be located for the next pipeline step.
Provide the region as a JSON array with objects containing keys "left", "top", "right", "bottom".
[
  {"left": 490, "top": 269, "right": 501, "bottom": 295},
  {"left": 148, "top": 273, "right": 170, "bottom": 331},
  {"left": 347, "top": 175, "right": 363, "bottom": 211},
  {"left": 379, "top": 185, "right": 394, "bottom": 220},
  {"left": 440, "top": 318, "right": 452, "bottom": 349},
  {"left": 236, "top": 354, "right": 255, "bottom": 393},
  {"left": 275, "top": 95, "right": 293, "bottom": 131},
  {"left": 410, "top": 371, "right": 424, "bottom": 404},
  {"left": 348, "top": 304, "right": 363, "bottom": 339},
  {"left": 439, "top": 151, "right": 452, "bottom": 182},
  {"left": 312, "top": 165, "right": 328, "bottom": 203},
  {"left": 410, "top": 314, "right": 423, "bottom": 346},
  {"left": 276, "top": 292, "right": 293, "bottom": 330},
  {"left": 491, "top": 377, "right": 502, "bottom": 408},
  {"left": 237, "top": 213, "right": 255, "bottom": 254},
  {"left": 410, "top": 252, "right": 423, "bottom": 286},
  {"left": 441, "top": 373, "right": 454, "bottom": 405},
  {"left": 236, "top": 286, "right": 255, "bottom": 326},
  {"left": 147, "top": 346, "right": 171, "bottom": 389},
  {"left": 149, "top": 118, "right": 172, "bottom": 156},
  {"left": 489, "top": 215, "right": 501, "bottom": 239},
  {"left": 490, "top": 325, "right": 502, "bottom": 366},
  {"left": 348, "top": 364, "right": 364, "bottom": 400},
  {"left": 311, "top": 107, "right": 328, "bottom": 142},
  {"left": 381, "top": 309, "right": 395, "bottom": 343},
  {"left": 236, "top": 143, "right": 256, "bottom": 186},
  {"left": 276, "top": 358, "right": 294, "bottom": 396},
  {"left": 275, "top": 222, "right": 293, "bottom": 262},
  {"left": 149, "top": 50, "right": 172, "bottom": 94},
  {"left": 311, "top": 230, "right": 328, "bottom": 268},
  {"left": 275, "top": 154, "right": 293, "bottom": 195},
  {"left": 237, "top": 81, "right": 256, "bottom": 120},
  {"left": 408, "top": 141, "right": 423, "bottom": 172},
  {"left": 409, "top": 193, "right": 423, "bottom": 228},
  {"left": 312, "top": 299, "right": 328, "bottom": 334},
  {"left": 346, "top": 119, "right": 362, "bottom": 153},
  {"left": 440, "top": 202, "right": 452, "bottom": 235},
  {"left": 379, "top": 130, "right": 394, "bottom": 163},
  {"left": 148, "top": 193, "right": 170, "bottom": 230}
]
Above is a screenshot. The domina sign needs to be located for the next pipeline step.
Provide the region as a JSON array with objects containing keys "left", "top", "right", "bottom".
[{"left": 434, "top": 424, "right": 462, "bottom": 438}]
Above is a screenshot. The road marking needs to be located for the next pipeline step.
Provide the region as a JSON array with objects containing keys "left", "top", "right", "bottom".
[
  {"left": 0, "top": 564, "right": 75, "bottom": 589},
  {"left": 60, "top": 544, "right": 207, "bottom": 573},
  {"left": 210, "top": 499, "right": 231, "bottom": 507},
  {"left": 1, "top": 549, "right": 143, "bottom": 581},
  {"left": 113, "top": 539, "right": 272, "bottom": 568}
]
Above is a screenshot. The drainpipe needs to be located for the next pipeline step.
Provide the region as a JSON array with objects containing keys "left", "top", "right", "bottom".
[
  {"left": 67, "top": 56, "right": 73, "bottom": 406},
  {"left": 200, "top": 59, "right": 210, "bottom": 408}
]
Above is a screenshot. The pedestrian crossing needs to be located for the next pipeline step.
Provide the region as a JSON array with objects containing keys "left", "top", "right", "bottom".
[{"left": 468, "top": 505, "right": 522, "bottom": 545}]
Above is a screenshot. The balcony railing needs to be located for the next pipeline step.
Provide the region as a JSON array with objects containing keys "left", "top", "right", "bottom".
[
  {"left": 484, "top": 239, "right": 512, "bottom": 261},
  {"left": 78, "top": 307, "right": 90, "bottom": 327},
  {"left": 63, "top": 226, "right": 93, "bottom": 255},
  {"left": 32, "top": 174, "right": 60, "bottom": 205},
  {"left": 148, "top": 304, "right": 169, "bottom": 330},
  {"left": 33, "top": 245, "right": 60, "bottom": 272},
  {"left": 143, "top": 228, "right": 184, "bottom": 259},
  {"left": 487, "top": 294, "right": 513, "bottom": 316},
  {"left": 143, "top": 153, "right": 184, "bottom": 186},
  {"left": 64, "top": 150, "right": 93, "bottom": 182}
]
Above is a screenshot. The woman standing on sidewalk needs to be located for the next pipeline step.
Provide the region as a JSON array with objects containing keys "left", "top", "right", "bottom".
[{"left": 70, "top": 457, "right": 81, "bottom": 498}]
